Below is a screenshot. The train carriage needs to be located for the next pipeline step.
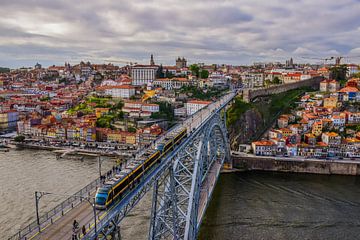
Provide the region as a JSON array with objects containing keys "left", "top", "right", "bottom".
[{"left": 95, "top": 128, "right": 187, "bottom": 210}]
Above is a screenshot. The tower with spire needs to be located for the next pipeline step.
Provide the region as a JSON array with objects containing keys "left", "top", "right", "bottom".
[{"left": 150, "top": 54, "right": 155, "bottom": 65}]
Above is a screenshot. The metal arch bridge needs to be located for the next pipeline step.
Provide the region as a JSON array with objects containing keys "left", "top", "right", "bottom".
[
  {"left": 85, "top": 91, "right": 235, "bottom": 240},
  {"left": 13, "top": 90, "right": 237, "bottom": 240}
]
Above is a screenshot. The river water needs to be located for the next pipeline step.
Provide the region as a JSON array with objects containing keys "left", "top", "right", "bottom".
[
  {"left": 2, "top": 149, "right": 360, "bottom": 240},
  {"left": 199, "top": 171, "right": 360, "bottom": 240},
  {"left": 0, "top": 149, "right": 116, "bottom": 238}
]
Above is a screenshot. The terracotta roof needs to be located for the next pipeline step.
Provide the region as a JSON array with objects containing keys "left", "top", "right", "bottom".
[
  {"left": 187, "top": 100, "right": 212, "bottom": 105},
  {"left": 252, "top": 140, "right": 276, "bottom": 146},
  {"left": 339, "top": 86, "right": 359, "bottom": 93}
]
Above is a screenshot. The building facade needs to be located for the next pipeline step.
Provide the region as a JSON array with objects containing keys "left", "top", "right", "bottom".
[{"left": 131, "top": 65, "right": 158, "bottom": 86}]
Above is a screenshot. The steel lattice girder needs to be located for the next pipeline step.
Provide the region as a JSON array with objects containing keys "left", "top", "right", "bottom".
[
  {"left": 86, "top": 109, "right": 230, "bottom": 240},
  {"left": 149, "top": 112, "right": 230, "bottom": 240}
]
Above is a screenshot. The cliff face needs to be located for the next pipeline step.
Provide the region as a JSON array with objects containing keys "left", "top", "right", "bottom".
[{"left": 228, "top": 108, "right": 263, "bottom": 150}]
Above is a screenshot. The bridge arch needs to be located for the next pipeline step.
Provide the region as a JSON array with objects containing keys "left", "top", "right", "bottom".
[{"left": 150, "top": 112, "right": 230, "bottom": 240}]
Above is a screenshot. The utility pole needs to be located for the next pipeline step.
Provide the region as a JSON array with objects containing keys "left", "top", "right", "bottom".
[{"left": 35, "top": 191, "right": 50, "bottom": 232}]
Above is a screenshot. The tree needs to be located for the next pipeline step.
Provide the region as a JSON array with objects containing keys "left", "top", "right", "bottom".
[
  {"left": 165, "top": 70, "right": 175, "bottom": 78},
  {"left": 200, "top": 69, "right": 209, "bottom": 79},
  {"left": 272, "top": 76, "right": 281, "bottom": 84},
  {"left": 128, "top": 127, "right": 137, "bottom": 133},
  {"left": 265, "top": 79, "right": 271, "bottom": 87},
  {"left": 189, "top": 64, "right": 200, "bottom": 77},
  {"left": 157, "top": 64, "right": 164, "bottom": 78},
  {"left": 117, "top": 111, "right": 124, "bottom": 120},
  {"left": 14, "top": 135, "right": 25, "bottom": 142},
  {"left": 114, "top": 100, "right": 124, "bottom": 110},
  {"left": 330, "top": 65, "right": 348, "bottom": 82},
  {"left": 351, "top": 72, "right": 360, "bottom": 78}
]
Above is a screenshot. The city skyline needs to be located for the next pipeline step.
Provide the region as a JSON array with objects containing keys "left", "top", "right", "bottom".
[{"left": 0, "top": 0, "right": 360, "bottom": 68}]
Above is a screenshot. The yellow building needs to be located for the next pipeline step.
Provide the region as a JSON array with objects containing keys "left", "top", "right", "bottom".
[
  {"left": 323, "top": 97, "right": 337, "bottom": 108},
  {"left": 95, "top": 108, "right": 110, "bottom": 118},
  {"left": 279, "top": 128, "right": 292, "bottom": 137},
  {"left": 125, "top": 133, "right": 136, "bottom": 145},
  {"left": 0, "top": 112, "right": 8, "bottom": 129},
  {"left": 46, "top": 128, "right": 56, "bottom": 138},
  {"left": 312, "top": 121, "right": 323, "bottom": 136}
]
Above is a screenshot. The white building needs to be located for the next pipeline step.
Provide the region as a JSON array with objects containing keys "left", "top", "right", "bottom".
[
  {"left": 153, "top": 78, "right": 191, "bottom": 90},
  {"left": 185, "top": 100, "right": 211, "bottom": 116},
  {"left": 251, "top": 140, "right": 277, "bottom": 156},
  {"left": 123, "top": 101, "right": 159, "bottom": 113},
  {"left": 240, "top": 72, "right": 264, "bottom": 88},
  {"left": 141, "top": 103, "right": 160, "bottom": 113},
  {"left": 174, "top": 107, "right": 187, "bottom": 117},
  {"left": 131, "top": 65, "right": 158, "bottom": 86},
  {"left": 209, "top": 72, "right": 228, "bottom": 87},
  {"left": 104, "top": 85, "right": 135, "bottom": 98}
]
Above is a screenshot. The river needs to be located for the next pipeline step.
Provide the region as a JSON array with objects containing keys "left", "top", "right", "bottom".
[
  {"left": 2, "top": 149, "right": 360, "bottom": 240},
  {"left": 0, "top": 149, "right": 117, "bottom": 238},
  {"left": 199, "top": 171, "right": 360, "bottom": 240}
]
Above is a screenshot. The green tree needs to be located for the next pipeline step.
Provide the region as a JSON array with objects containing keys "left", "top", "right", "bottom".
[
  {"left": 165, "top": 70, "right": 175, "bottom": 78},
  {"left": 330, "top": 65, "right": 348, "bottom": 82},
  {"left": 128, "top": 127, "right": 137, "bottom": 133},
  {"left": 14, "top": 135, "right": 25, "bottom": 142},
  {"left": 157, "top": 64, "right": 164, "bottom": 78},
  {"left": 200, "top": 69, "right": 209, "bottom": 79},
  {"left": 265, "top": 79, "right": 271, "bottom": 86},
  {"left": 117, "top": 111, "right": 124, "bottom": 120},
  {"left": 189, "top": 64, "right": 200, "bottom": 77},
  {"left": 351, "top": 72, "right": 360, "bottom": 78},
  {"left": 272, "top": 76, "right": 281, "bottom": 84},
  {"left": 111, "top": 100, "right": 124, "bottom": 111}
]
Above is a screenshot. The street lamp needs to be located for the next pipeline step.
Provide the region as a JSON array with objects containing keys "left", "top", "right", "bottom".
[{"left": 34, "top": 191, "right": 98, "bottom": 237}]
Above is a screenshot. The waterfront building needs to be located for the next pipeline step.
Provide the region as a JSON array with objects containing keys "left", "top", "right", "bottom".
[
  {"left": 251, "top": 140, "right": 277, "bottom": 156},
  {"left": 321, "top": 132, "right": 341, "bottom": 147}
]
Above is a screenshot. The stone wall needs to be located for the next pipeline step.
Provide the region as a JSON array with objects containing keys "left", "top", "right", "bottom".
[
  {"left": 232, "top": 155, "right": 360, "bottom": 175},
  {"left": 243, "top": 77, "right": 324, "bottom": 103}
]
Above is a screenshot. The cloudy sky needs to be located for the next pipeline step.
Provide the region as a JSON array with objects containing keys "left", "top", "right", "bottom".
[{"left": 0, "top": 0, "right": 359, "bottom": 68}]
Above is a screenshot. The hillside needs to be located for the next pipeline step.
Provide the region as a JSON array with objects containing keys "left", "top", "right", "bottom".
[{"left": 227, "top": 87, "right": 311, "bottom": 150}]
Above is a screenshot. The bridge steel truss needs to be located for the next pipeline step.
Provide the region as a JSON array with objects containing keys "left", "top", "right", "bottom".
[
  {"left": 86, "top": 101, "right": 231, "bottom": 240},
  {"left": 149, "top": 111, "right": 230, "bottom": 240}
]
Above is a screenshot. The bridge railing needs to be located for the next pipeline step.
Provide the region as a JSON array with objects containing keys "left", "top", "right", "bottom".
[{"left": 8, "top": 177, "right": 101, "bottom": 240}]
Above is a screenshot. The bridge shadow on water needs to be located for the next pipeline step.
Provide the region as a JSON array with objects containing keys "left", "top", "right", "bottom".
[{"left": 198, "top": 171, "right": 360, "bottom": 240}]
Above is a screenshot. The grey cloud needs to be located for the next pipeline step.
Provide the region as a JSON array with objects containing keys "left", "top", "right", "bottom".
[{"left": 0, "top": 0, "right": 359, "bottom": 67}]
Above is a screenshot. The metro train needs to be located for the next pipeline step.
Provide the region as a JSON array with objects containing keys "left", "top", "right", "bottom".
[{"left": 95, "top": 128, "right": 187, "bottom": 210}]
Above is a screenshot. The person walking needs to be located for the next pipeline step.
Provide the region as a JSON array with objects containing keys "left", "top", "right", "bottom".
[{"left": 82, "top": 225, "right": 86, "bottom": 235}]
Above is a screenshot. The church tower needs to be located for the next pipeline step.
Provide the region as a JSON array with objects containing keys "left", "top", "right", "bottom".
[{"left": 150, "top": 54, "right": 155, "bottom": 65}]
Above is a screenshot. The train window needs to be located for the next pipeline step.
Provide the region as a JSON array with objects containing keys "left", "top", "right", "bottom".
[{"left": 108, "top": 191, "right": 113, "bottom": 200}]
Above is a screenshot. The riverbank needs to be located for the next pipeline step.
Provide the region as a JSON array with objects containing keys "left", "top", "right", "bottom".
[
  {"left": 15, "top": 143, "right": 131, "bottom": 158},
  {"left": 232, "top": 153, "right": 360, "bottom": 175}
]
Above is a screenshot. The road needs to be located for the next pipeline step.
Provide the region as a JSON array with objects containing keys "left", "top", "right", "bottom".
[
  {"left": 232, "top": 151, "right": 360, "bottom": 164},
  {"left": 26, "top": 91, "right": 237, "bottom": 240}
]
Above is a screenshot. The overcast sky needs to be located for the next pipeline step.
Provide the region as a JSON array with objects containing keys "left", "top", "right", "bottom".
[{"left": 0, "top": 0, "right": 359, "bottom": 68}]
